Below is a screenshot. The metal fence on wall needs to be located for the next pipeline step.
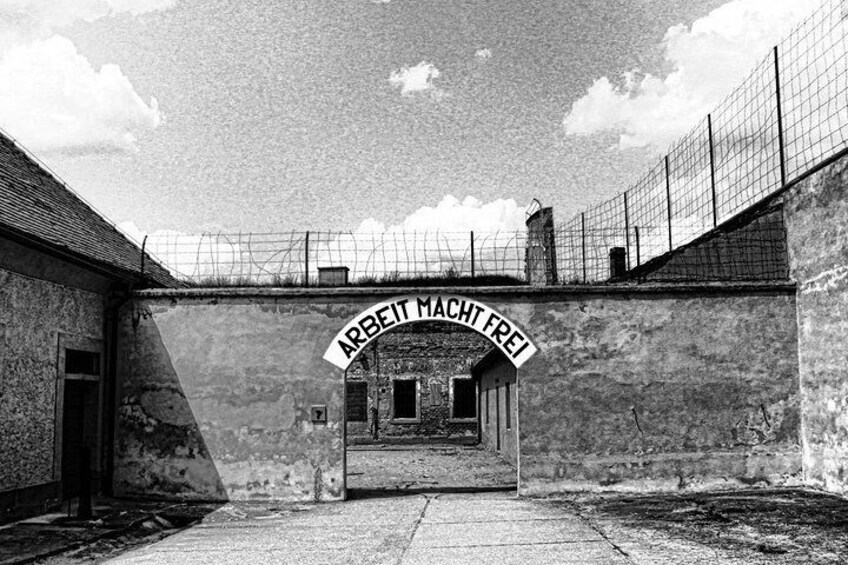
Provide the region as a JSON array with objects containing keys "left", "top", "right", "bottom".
[
  {"left": 556, "top": 0, "right": 848, "bottom": 283},
  {"left": 143, "top": 230, "right": 527, "bottom": 286}
]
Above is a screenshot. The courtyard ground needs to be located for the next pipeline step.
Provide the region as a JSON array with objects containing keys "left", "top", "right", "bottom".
[
  {"left": 345, "top": 443, "right": 517, "bottom": 492},
  {"left": 5, "top": 446, "right": 848, "bottom": 564},
  {"left": 26, "top": 489, "right": 848, "bottom": 565}
]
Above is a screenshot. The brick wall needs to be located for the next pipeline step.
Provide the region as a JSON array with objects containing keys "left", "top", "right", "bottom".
[{"left": 347, "top": 321, "right": 492, "bottom": 443}]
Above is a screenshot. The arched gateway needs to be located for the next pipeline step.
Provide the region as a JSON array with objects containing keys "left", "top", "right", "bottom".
[{"left": 323, "top": 294, "right": 538, "bottom": 369}]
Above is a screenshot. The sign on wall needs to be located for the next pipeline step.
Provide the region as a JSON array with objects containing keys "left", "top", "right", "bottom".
[{"left": 323, "top": 294, "right": 538, "bottom": 370}]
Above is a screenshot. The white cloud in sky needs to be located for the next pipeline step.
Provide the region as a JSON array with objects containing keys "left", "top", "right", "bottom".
[
  {"left": 0, "top": 0, "right": 170, "bottom": 153},
  {"left": 563, "top": 0, "right": 820, "bottom": 150},
  {"left": 356, "top": 195, "right": 526, "bottom": 234},
  {"left": 474, "top": 48, "right": 492, "bottom": 61},
  {"left": 341, "top": 196, "right": 528, "bottom": 279},
  {"left": 389, "top": 61, "right": 443, "bottom": 97},
  {"left": 0, "top": 36, "right": 161, "bottom": 153}
]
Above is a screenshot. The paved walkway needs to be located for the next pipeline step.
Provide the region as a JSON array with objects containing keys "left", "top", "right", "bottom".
[
  {"left": 23, "top": 489, "right": 848, "bottom": 564},
  {"left": 105, "top": 493, "right": 629, "bottom": 565},
  {"left": 346, "top": 444, "right": 516, "bottom": 492}
]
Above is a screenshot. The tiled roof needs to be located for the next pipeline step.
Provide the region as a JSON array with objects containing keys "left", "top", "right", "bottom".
[{"left": 0, "top": 132, "right": 176, "bottom": 287}]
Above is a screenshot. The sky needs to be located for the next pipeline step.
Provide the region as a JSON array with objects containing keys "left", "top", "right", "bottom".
[{"left": 0, "top": 0, "right": 822, "bottom": 239}]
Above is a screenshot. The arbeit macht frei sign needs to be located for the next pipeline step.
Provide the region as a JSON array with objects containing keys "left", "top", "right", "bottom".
[{"left": 323, "top": 294, "right": 537, "bottom": 369}]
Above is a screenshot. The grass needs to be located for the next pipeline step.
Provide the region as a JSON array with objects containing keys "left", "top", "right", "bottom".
[{"left": 184, "top": 271, "right": 525, "bottom": 288}]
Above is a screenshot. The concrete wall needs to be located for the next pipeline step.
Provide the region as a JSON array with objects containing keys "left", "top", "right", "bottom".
[
  {"left": 114, "top": 296, "right": 350, "bottom": 502},
  {"left": 119, "top": 284, "right": 799, "bottom": 500},
  {"left": 475, "top": 351, "right": 518, "bottom": 466},
  {"left": 0, "top": 265, "right": 104, "bottom": 521},
  {"left": 783, "top": 152, "right": 848, "bottom": 495},
  {"left": 346, "top": 322, "right": 491, "bottom": 443},
  {"left": 518, "top": 285, "right": 799, "bottom": 495}
]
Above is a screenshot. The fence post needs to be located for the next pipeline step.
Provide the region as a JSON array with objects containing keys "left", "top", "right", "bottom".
[
  {"left": 140, "top": 235, "right": 147, "bottom": 279},
  {"left": 304, "top": 231, "right": 310, "bottom": 287},
  {"left": 623, "top": 192, "right": 630, "bottom": 271},
  {"left": 773, "top": 44, "right": 787, "bottom": 187},
  {"left": 665, "top": 155, "right": 673, "bottom": 252},
  {"left": 707, "top": 114, "right": 718, "bottom": 227},
  {"left": 470, "top": 230, "right": 475, "bottom": 279},
  {"left": 634, "top": 226, "right": 641, "bottom": 281},
  {"left": 581, "top": 212, "right": 587, "bottom": 283}
]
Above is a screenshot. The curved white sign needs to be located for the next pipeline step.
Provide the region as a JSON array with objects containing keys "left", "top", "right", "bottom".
[{"left": 323, "top": 294, "right": 537, "bottom": 369}]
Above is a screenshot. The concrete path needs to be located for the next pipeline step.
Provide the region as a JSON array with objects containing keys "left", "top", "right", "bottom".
[{"left": 105, "top": 492, "right": 629, "bottom": 565}]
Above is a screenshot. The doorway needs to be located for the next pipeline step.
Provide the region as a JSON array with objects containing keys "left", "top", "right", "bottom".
[
  {"left": 61, "top": 380, "right": 99, "bottom": 499},
  {"left": 342, "top": 321, "right": 519, "bottom": 497}
]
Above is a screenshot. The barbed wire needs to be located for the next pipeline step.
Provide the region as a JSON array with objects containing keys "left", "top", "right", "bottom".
[{"left": 144, "top": 230, "right": 528, "bottom": 286}]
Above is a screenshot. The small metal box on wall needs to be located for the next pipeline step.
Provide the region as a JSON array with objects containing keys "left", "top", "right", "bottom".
[
  {"left": 318, "top": 267, "right": 349, "bottom": 286},
  {"left": 311, "top": 405, "right": 327, "bottom": 424}
]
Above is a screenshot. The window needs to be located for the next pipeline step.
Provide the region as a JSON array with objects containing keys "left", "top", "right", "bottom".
[
  {"left": 346, "top": 381, "right": 368, "bottom": 422},
  {"left": 452, "top": 378, "right": 476, "bottom": 419},
  {"left": 65, "top": 349, "right": 100, "bottom": 376},
  {"left": 485, "top": 388, "right": 489, "bottom": 423},
  {"left": 505, "top": 382, "right": 511, "bottom": 429},
  {"left": 393, "top": 379, "right": 417, "bottom": 419}
]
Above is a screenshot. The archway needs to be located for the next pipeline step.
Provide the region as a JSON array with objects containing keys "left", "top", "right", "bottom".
[{"left": 324, "top": 294, "right": 537, "bottom": 498}]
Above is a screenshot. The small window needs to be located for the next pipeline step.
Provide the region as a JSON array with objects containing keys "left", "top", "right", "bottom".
[
  {"left": 346, "top": 381, "right": 368, "bottom": 422},
  {"left": 452, "top": 379, "right": 476, "bottom": 419},
  {"left": 65, "top": 349, "right": 100, "bottom": 376},
  {"left": 393, "top": 379, "right": 417, "bottom": 419},
  {"left": 505, "top": 382, "right": 511, "bottom": 429}
]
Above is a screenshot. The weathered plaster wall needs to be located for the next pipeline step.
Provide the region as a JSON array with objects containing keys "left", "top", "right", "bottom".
[
  {"left": 114, "top": 297, "right": 351, "bottom": 502},
  {"left": 0, "top": 267, "right": 103, "bottom": 513},
  {"left": 783, "top": 153, "right": 848, "bottom": 495},
  {"left": 516, "top": 287, "right": 799, "bottom": 495},
  {"left": 347, "top": 322, "right": 491, "bottom": 442},
  {"left": 119, "top": 284, "right": 798, "bottom": 500}
]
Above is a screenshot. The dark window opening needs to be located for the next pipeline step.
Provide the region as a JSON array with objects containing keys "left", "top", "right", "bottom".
[
  {"left": 346, "top": 381, "right": 368, "bottom": 422},
  {"left": 453, "top": 379, "right": 476, "bottom": 419},
  {"left": 485, "top": 388, "right": 489, "bottom": 423},
  {"left": 65, "top": 349, "right": 100, "bottom": 376},
  {"left": 393, "top": 379, "right": 417, "bottom": 419},
  {"left": 505, "top": 382, "right": 511, "bottom": 429}
]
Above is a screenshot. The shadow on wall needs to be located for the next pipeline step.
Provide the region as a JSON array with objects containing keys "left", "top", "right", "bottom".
[
  {"left": 113, "top": 300, "right": 345, "bottom": 503},
  {"left": 114, "top": 317, "right": 227, "bottom": 501}
]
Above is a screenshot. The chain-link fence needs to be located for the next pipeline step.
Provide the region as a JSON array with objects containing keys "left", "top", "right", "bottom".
[
  {"left": 142, "top": 230, "right": 527, "bottom": 286},
  {"left": 556, "top": 0, "right": 847, "bottom": 283}
]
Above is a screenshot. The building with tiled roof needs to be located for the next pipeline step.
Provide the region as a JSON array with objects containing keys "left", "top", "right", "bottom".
[
  {"left": 0, "top": 134, "right": 176, "bottom": 288},
  {"left": 0, "top": 129, "right": 176, "bottom": 523}
]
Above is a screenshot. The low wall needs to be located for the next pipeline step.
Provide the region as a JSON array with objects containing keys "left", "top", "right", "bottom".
[{"left": 116, "top": 283, "right": 799, "bottom": 501}]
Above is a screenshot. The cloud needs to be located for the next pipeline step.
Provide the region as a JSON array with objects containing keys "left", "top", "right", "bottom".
[
  {"left": 0, "top": 0, "right": 171, "bottom": 153},
  {"left": 0, "top": 36, "right": 161, "bottom": 153},
  {"left": 474, "top": 48, "right": 492, "bottom": 61},
  {"left": 358, "top": 195, "right": 526, "bottom": 234},
  {"left": 563, "top": 0, "right": 820, "bottom": 150},
  {"left": 324, "top": 196, "right": 528, "bottom": 280},
  {"left": 389, "top": 61, "right": 443, "bottom": 97}
]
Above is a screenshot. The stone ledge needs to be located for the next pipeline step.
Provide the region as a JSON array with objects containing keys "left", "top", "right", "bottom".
[{"left": 134, "top": 280, "right": 797, "bottom": 300}]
